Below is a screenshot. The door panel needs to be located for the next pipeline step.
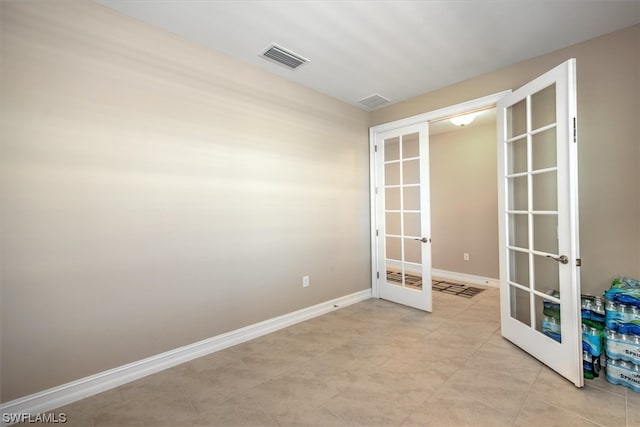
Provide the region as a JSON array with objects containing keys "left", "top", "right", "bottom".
[
  {"left": 375, "top": 123, "right": 432, "bottom": 312},
  {"left": 497, "top": 59, "right": 582, "bottom": 386}
]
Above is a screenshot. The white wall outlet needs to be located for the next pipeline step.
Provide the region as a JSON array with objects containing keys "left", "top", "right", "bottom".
[
  {"left": 463, "top": 253, "right": 470, "bottom": 261},
  {"left": 302, "top": 275, "right": 310, "bottom": 288}
]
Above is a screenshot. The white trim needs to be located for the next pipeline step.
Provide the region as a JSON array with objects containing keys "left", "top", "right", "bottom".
[
  {"left": 432, "top": 268, "right": 500, "bottom": 288},
  {"left": 369, "top": 90, "right": 511, "bottom": 301},
  {"left": 370, "top": 90, "right": 511, "bottom": 134},
  {"left": 0, "top": 289, "right": 372, "bottom": 425},
  {"left": 370, "top": 127, "right": 379, "bottom": 299}
]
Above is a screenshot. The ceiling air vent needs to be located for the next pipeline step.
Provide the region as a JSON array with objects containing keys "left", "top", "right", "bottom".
[
  {"left": 357, "top": 94, "right": 391, "bottom": 109},
  {"left": 261, "top": 44, "right": 309, "bottom": 69}
]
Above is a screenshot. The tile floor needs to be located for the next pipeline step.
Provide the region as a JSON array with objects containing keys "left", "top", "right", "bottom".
[{"left": 45, "top": 287, "right": 638, "bottom": 426}]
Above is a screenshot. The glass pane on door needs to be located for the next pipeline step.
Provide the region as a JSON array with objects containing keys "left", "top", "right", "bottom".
[
  {"left": 510, "top": 285, "right": 531, "bottom": 326},
  {"left": 384, "top": 132, "right": 423, "bottom": 290},
  {"left": 533, "top": 254, "right": 560, "bottom": 295},
  {"left": 536, "top": 294, "right": 562, "bottom": 343},
  {"left": 531, "top": 84, "right": 556, "bottom": 130},
  {"left": 505, "top": 82, "right": 563, "bottom": 346},
  {"left": 532, "top": 128, "right": 556, "bottom": 170}
]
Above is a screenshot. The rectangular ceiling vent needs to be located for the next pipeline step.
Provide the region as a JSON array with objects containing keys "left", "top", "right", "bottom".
[
  {"left": 262, "top": 44, "right": 309, "bottom": 69},
  {"left": 357, "top": 94, "right": 391, "bottom": 109}
]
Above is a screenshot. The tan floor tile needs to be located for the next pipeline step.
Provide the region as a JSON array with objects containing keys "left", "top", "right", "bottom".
[
  {"left": 628, "top": 409, "right": 640, "bottom": 427},
  {"left": 433, "top": 368, "right": 533, "bottom": 418},
  {"left": 37, "top": 289, "right": 634, "bottom": 427},
  {"left": 181, "top": 358, "right": 272, "bottom": 397},
  {"left": 377, "top": 349, "right": 466, "bottom": 375},
  {"left": 301, "top": 342, "right": 392, "bottom": 375},
  {"left": 366, "top": 366, "right": 454, "bottom": 404},
  {"left": 626, "top": 386, "right": 640, "bottom": 408},
  {"left": 91, "top": 393, "right": 195, "bottom": 427},
  {"left": 349, "top": 325, "right": 426, "bottom": 348},
  {"left": 323, "top": 386, "right": 419, "bottom": 427},
  {"left": 397, "top": 311, "right": 448, "bottom": 333},
  {"left": 178, "top": 375, "right": 229, "bottom": 413},
  {"left": 186, "top": 400, "right": 281, "bottom": 427},
  {"left": 454, "top": 304, "right": 501, "bottom": 323},
  {"left": 585, "top": 371, "right": 627, "bottom": 397},
  {"left": 274, "top": 328, "right": 349, "bottom": 352},
  {"left": 514, "top": 396, "right": 601, "bottom": 426},
  {"left": 428, "top": 304, "right": 469, "bottom": 318},
  {"left": 529, "top": 367, "right": 627, "bottom": 426},
  {"left": 270, "top": 403, "right": 344, "bottom": 427},
  {"left": 468, "top": 341, "right": 543, "bottom": 384},
  {"left": 47, "top": 388, "right": 123, "bottom": 426},
  {"left": 236, "top": 348, "right": 306, "bottom": 377},
  {"left": 228, "top": 370, "right": 339, "bottom": 412},
  {"left": 485, "top": 330, "right": 520, "bottom": 350},
  {"left": 425, "top": 321, "right": 499, "bottom": 346},
  {"left": 401, "top": 393, "right": 515, "bottom": 427},
  {"left": 312, "top": 365, "right": 383, "bottom": 394},
  {"left": 398, "top": 341, "right": 478, "bottom": 364}
]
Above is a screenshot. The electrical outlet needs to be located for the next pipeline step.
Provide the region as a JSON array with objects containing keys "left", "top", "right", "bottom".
[
  {"left": 463, "top": 253, "right": 470, "bottom": 261},
  {"left": 302, "top": 275, "right": 310, "bottom": 288}
]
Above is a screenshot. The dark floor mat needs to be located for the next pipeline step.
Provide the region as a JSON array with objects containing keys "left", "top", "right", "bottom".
[
  {"left": 386, "top": 271, "right": 422, "bottom": 288},
  {"left": 432, "top": 280, "right": 485, "bottom": 298},
  {"left": 386, "top": 271, "right": 484, "bottom": 298}
]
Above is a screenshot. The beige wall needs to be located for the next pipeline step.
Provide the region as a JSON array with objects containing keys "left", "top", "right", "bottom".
[
  {"left": 373, "top": 24, "right": 640, "bottom": 297},
  {"left": 430, "top": 123, "right": 499, "bottom": 279},
  {"left": 0, "top": 0, "right": 370, "bottom": 401},
  {"left": 1, "top": 0, "right": 638, "bottom": 405}
]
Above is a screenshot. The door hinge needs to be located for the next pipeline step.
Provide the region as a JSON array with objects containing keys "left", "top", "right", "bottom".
[
  {"left": 377, "top": 272, "right": 380, "bottom": 279},
  {"left": 573, "top": 117, "right": 577, "bottom": 143},
  {"left": 375, "top": 187, "right": 378, "bottom": 195},
  {"left": 374, "top": 145, "right": 378, "bottom": 152},
  {"left": 576, "top": 258, "right": 582, "bottom": 267},
  {"left": 376, "top": 229, "right": 379, "bottom": 237}
]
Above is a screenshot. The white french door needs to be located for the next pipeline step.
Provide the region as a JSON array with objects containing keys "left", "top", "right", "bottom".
[
  {"left": 369, "top": 60, "right": 581, "bottom": 386},
  {"left": 374, "top": 123, "right": 432, "bottom": 312},
  {"left": 497, "top": 59, "right": 582, "bottom": 386}
]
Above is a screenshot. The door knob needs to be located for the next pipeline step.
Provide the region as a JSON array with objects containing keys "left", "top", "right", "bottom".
[
  {"left": 546, "top": 254, "right": 569, "bottom": 264},
  {"left": 414, "top": 237, "right": 429, "bottom": 243}
]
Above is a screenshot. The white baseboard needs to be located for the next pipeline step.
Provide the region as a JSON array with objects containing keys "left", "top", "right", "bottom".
[
  {"left": 383, "top": 262, "right": 499, "bottom": 288},
  {"left": 432, "top": 268, "right": 500, "bottom": 288},
  {"left": 0, "top": 289, "right": 372, "bottom": 425}
]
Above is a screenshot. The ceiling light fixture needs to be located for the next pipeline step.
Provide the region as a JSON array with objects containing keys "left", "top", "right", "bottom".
[{"left": 450, "top": 113, "right": 476, "bottom": 127}]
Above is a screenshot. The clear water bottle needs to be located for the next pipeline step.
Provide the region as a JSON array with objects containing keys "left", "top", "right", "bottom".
[
  {"left": 605, "top": 358, "right": 640, "bottom": 393},
  {"left": 605, "top": 329, "right": 640, "bottom": 365}
]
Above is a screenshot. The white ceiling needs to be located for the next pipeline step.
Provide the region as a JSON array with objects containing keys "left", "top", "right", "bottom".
[{"left": 95, "top": 0, "right": 640, "bottom": 111}]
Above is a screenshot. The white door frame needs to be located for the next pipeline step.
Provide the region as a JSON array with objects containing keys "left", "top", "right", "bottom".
[{"left": 369, "top": 91, "right": 511, "bottom": 298}]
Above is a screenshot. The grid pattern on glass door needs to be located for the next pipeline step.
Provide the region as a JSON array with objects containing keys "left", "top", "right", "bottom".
[
  {"left": 383, "top": 133, "right": 422, "bottom": 289},
  {"left": 505, "top": 84, "right": 563, "bottom": 341}
]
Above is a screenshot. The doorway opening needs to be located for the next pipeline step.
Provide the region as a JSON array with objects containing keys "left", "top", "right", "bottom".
[
  {"left": 369, "top": 91, "right": 509, "bottom": 311},
  {"left": 428, "top": 107, "right": 499, "bottom": 307}
]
